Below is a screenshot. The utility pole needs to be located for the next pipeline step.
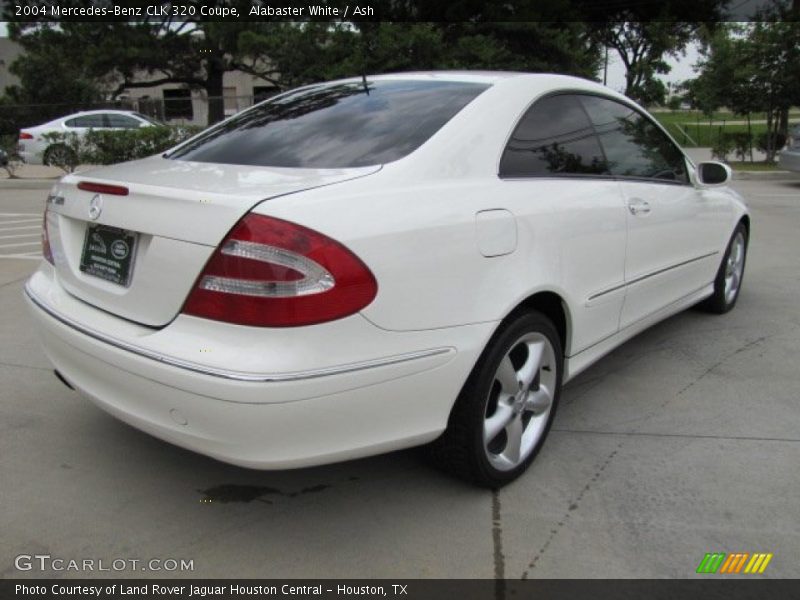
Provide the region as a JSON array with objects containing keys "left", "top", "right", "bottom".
[{"left": 603, "top": 46, "right": 608, "bottom": 86}]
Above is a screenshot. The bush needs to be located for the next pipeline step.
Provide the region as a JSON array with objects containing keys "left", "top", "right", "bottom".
[
  {"left": 0, "top": 134, "right": 24, "bottom": 178},
  {"left": 712, "top": 132, "right": 752, "bottom": 162},
  {"left": 711, "top": 135, "right": 734, "bottom": 162},
  {"left": 40, "top": 125, "right": 202, "bottom": 172},
  {"left": 82, "top": 125, "right": 201, "bottom": 165},
  {"left": 755, "top": 132, "right": 787, "bottom": 154}
]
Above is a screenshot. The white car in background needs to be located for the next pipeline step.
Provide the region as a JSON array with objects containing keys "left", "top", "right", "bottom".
[
  {"left": 18, "top": 110, "right": 159, "bottom": 165},
  {"left": 25, "top": 73, "right": 749, "bottom": 487}
]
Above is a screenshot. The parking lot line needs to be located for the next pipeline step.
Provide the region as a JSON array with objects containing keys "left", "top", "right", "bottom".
[
  {"left": 0, "top": 233, "right": 41, "bottom": 240},
  {"left": 0, "top": 225, "right": 41, "bottom": 232},
  {"left": 0, "top": 253, "right": 41, "bottom": 260},
  {"left": 0, "top": 219, "right": 41, "bottom": 226},
  {"left": 0, "top": 241, "right": 40, "bottom": 249},
  {"left": 0, "top": 212, "right": 40, "bottom": 217}
]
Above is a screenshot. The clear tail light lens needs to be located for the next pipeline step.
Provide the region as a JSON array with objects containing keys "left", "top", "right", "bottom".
[{"left": 182, "top": 214, "right": 378, "bottom": 327}]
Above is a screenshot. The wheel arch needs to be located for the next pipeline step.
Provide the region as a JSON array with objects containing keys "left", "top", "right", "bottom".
[
  {"left": 739, "top": 214, "right": 750, "bottom": 241},
  {"left": 502, "top": 291, "right": 572, "bottom": 357}
]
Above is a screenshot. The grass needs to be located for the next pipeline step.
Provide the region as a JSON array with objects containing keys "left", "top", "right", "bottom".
[
  {"left": 653, "top": 110, "right": 800, "bottom": 147},
  {"left": 727, "top": 161, "right": 780, "bottom": 171}
]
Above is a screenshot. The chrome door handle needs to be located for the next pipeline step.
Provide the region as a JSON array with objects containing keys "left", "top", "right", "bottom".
[{"left": 628, "top": 200, "right": 651, "bottom": 216}]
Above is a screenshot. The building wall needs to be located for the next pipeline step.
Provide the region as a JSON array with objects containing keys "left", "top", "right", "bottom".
[{"left": 121, "top": 70, "right": 278, "bottom": 126}]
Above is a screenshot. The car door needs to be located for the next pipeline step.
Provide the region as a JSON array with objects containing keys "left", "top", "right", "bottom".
[
  {"left": 499, "top": 93, "right": 628, "bottom": 354},
  {"left": 579, "top": 95, "right": 723, "bottom": 329},
  {"left": 64, "top": 114, "right": 108, "bottom": 136}
]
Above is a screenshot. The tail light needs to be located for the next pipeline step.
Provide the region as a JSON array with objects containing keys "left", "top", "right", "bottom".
[
  {"left": 183, "top": 214, "right": 378, "bottom": 327},
  {"left": 77, "top": 181, "right": 129, "bottom": 196},
  {"left": 42, "top": 210, "right": 54, "bottom": 265},
  {"left": 19, "top": 132, "right": 33, "bottom": 140}
]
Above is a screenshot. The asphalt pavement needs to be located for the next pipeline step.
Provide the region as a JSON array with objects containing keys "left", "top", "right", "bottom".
[{"left": 1, "top": 174, "right": 799, "bottom": 579}]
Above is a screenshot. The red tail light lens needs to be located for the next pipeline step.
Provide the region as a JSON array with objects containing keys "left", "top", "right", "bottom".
[
  {"left": 183, "top": 214, "right": 378, "bottom": 327},
  {"left": 19, "top": 132, "right": 33, "bottom": 140},
  {"left": 77, "top": 181, "right": 129, "bottom": 196},
  {"left": 42, "top": 210, "right": 54, "bottom": 265}
]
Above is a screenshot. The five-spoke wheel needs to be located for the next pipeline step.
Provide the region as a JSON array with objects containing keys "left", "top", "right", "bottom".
[
  {"left": 483, "top": 332, "right": 556, "bottom": 471},
  {"left": 429, "top": 310, "right": 563, "bottom": 487}
]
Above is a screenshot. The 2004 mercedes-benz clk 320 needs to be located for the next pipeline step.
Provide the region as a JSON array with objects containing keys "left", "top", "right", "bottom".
[{"left": 26, "top": 72, "right": 749, "bottom": 487}]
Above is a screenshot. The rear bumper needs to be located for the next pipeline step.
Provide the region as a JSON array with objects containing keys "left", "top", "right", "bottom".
[
  {"left": 19, "top": 149, "right": 42, "bottom": 165},
  {"left": 25, "top": 266, "right": 494, "bottom": 468}
]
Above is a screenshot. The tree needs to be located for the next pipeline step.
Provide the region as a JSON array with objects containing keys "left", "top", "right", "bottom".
[
  {"left": 688, "top": 20, "right": 800, "bottom": 161},
  {"left": 5, "top": 5, "right": 603, "bottom": 126},
  {"left": 587, "top": 1, "right": 729, "bottom": 104}
]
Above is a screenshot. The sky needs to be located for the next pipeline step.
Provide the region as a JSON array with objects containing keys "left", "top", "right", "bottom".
[{"left": 0, "top": 21, "right": 702, "bottom": 93}]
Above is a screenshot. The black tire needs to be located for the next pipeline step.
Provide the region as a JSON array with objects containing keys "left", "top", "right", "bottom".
[
  {"left": 43, "top": 145, "right": 77, "bottom": 168},
  {"left": 699, "top": 222, "right": 748, "bottom": 314},
  {"left": 428, "top": 310, "right": 563, "bottom": 488}
]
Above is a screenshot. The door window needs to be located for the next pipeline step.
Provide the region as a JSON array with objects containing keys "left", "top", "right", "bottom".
[{"left": 579, "top": 95, "right": 688, "bottom": 183}]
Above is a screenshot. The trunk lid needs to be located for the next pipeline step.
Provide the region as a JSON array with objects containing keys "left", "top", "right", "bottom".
[{"left": 46, "top": 156, "right": 379, "bottom": 326}]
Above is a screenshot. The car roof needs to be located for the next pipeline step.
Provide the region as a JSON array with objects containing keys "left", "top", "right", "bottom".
[
  {"left": 60, "top": 109, "right": 139, "bottom": 118},
  {"left": 319, "top": 71, "right": 621, "bottom": 101}
]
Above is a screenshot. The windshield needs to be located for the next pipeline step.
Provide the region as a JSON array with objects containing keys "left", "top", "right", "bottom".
[{"left": 168, "top": 79, "right": 490, "bottom": 168}]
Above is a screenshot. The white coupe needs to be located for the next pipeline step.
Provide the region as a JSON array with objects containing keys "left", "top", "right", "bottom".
[{"left": 26, "top": 72, "right": 749, "bottom": 487}]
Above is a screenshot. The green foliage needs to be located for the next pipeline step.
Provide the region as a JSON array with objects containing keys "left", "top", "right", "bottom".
[
  {"left": 591, "top": 20, "right": 712, "bottom": 105},
  {"left": 39, "top": 126, "right": 200, "bottom": 172},
  {"left": 0, "top": 135, "right": 24, "bottom": 178},
  {"left": 687, "top": 19, "right": 800, "bottom": 161},
  {"left": 6, "top": 12, "right": 603, "bottom": 127},
  {"left": 755, "top": 132, "right": 787, "bottom": 155},
  {"left": 82, "top": 126, "right": 201, "bottom": 165}
]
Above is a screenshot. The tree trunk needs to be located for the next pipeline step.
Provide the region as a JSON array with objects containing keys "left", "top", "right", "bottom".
[
  {"left": 779, "top": 107, "right": 789, "bottom": 137},
  {"left": 205, "top": 59, "right": 225, "bottom": 126}
]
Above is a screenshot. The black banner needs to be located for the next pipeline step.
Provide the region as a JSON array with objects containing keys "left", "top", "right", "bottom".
[
  {"left": 1, "top": 0, "right": 799, "bottom": 23},
  {"left": 4, "top": 580, "right": 800, "bottom": 600}
]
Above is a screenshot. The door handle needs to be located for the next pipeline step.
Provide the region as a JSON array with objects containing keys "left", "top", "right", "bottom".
[{"left": 628, "top": 199, "right": 651, "bottom": 216}]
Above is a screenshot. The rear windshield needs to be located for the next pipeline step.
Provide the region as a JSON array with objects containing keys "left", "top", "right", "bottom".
[{"left": 168, "top": 79, "right": 490, "bottom": 168}]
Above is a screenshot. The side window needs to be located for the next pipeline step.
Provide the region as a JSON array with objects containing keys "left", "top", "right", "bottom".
[
  {"left": 106, "top": 114, "right": 142, "bottom": 128},
  {"left": 500, "top": 94, "right": 608, "bottom": 178},
  {"left": 579, "top": 95, "right": 688, "bottom": 183},
  {"left": 65, "top": 115, "right": 105, "bottom": 128}
]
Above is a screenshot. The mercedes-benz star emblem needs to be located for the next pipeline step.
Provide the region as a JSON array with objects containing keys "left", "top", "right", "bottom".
[{"left": 88, "top": 194, "right": 103, "bottom": 220}]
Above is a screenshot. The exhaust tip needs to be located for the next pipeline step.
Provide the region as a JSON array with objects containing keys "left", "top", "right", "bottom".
[{"left": 54, "top": 370, "right": 74, "bottom": 391}]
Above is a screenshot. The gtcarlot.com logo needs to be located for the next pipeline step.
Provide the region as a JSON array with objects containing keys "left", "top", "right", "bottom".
[
  {"left": 696, "top": 552, "right": 773, "bottom": 574},
  {"left": 14, "top": 554, "right": 194, "bottom": 572}
]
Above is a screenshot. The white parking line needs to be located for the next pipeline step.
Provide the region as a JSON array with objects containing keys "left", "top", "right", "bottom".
[
  {"left": 0, "top": 241, "right": 40, "bottom": 249},
  {"left": 0, "top": 233, "right": 40, "bottom": 240},
  {"left": 0, "top": 213, "right": 40, "bottom": 217},
  {"left": 0, "top": 253, "right": 41, "bottom": 260},
  {"left": 0, "top": 225, "right": 41, "bottom": 232},
  {"left": 0, "top": 219, "right": 41, "bottom": 226}
]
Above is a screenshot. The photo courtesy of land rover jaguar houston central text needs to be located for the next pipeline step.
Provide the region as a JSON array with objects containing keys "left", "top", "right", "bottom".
[{"left": 25, "top": 72, "right": 749, "bottom": 487}]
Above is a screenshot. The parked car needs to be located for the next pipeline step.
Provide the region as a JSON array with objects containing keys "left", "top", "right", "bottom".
[
  {"left": 25, "top": 73, "right": 749, "bottom": 486},
  {"left": 779, "top": 124, "right": 800, "bottom": 172},
  {"left": 18, "top": 110, "right": 159, "bottom": 166}
]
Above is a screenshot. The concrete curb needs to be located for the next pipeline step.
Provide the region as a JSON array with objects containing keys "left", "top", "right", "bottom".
[{"left": 0, "top": 178, "right": 58, "bottom": 190}]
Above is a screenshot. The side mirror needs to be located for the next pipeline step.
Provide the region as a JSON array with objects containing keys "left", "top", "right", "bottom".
[{"left": 696, "top": 161, "right": 732, "bottom": 187}]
